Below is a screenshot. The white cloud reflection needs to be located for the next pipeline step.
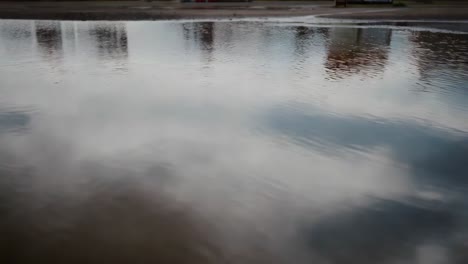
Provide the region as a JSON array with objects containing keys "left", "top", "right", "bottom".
[{"left": 0, "top": 19, "right": 467, "bottom": 264}]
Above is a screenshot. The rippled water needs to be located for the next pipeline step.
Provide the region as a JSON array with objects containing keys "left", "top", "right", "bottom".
[{"left": 1, "top": 19, "right": 468, "bottom": 264}]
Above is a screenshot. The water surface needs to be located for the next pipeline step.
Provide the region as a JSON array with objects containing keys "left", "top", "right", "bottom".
[{"left": 1, "top": 19, "right": 468, "bottom": 264}]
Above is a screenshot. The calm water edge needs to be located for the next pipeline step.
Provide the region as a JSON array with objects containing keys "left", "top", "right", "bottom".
[{"left": 1, "top": 19, "right": 468, "bottom": 264}]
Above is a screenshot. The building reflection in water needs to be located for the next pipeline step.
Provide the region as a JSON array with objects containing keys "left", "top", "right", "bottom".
[
  {"left": 408, "top": 31, "right": 468, "bottom": 108},
  {"left": 410, "top": 31, "right": 468, "bottom": 80},
  {"left": 34, "top": 21, "right": 63, "bottom": 60},
  {"left": 89, "top": 23, "right": 128, "bottom": 62},
  {"left": 32, "top": 22, "right": 128, "bottom": 67},
  {"left": 182, "top": 22, "right": 215, "bottom": 66},
  {"left": 292, "top": 26, "right": 329, "bottom": 73},
  {"left": 325, "top": 28, "right": 392, "bottom": 79},
  {"left": 293, "top": 26, "right": 315, "bottom": 60}
]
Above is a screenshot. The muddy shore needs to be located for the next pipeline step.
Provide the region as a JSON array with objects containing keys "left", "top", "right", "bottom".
[{"left": 0, "top": 1, "right": 467, "bottom": 21}]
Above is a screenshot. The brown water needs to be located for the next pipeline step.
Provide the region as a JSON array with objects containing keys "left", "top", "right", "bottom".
[{"left": 1, "top": 19, "right": 468, "bottom": 264}]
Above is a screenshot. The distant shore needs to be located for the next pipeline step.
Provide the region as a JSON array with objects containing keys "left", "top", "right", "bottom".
[{"left": 0, "top": 1, "right": 468, "bottom": 21}]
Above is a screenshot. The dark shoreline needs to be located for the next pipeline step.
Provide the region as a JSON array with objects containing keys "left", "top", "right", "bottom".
[{"left": 0, "top": 1, "right": 468, "bottom": 21}]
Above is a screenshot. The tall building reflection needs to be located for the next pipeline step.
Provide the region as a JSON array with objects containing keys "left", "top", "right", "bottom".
[
  {"left": 34, "top": 21, "right": 63, "bottom": 59},
  {"left": 408, "top": 31, "right": 468, "bottom": 106},
  {"left": 182, "top": 22, "right": 215, "bottom": 65},
  {"left": 89, "top": 24, "right": 128, "bottom": 61},
  {"left": 325, "top": 28, "right": 392, "bottom": 79},
  {"left": 293, "top": 26, "right": 315, "bottom": 59},
  {"left": 290, "top": 26, "right": 329, "bottom": 76},
  {"left": 410, "top": 31, "right": 468, "bottom": 81},
  {"left": 196, "top": 22, "right": 214, "bottom": 52},
  {"left": 33, "top": 22, "right": 129, "bottom": 68}
]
